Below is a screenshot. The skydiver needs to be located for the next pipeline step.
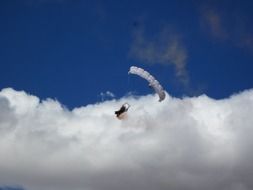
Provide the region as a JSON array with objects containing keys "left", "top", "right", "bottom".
[{"left": 115, "top": 103, "right": 130, "bottom": 118}]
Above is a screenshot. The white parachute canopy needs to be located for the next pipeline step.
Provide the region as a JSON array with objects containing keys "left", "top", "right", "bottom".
[{"left": 128, "top": 66, "right": 166, "bottom": 102}]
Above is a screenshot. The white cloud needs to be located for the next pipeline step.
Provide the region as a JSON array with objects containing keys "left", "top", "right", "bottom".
[
  {"left": 1, "top": 87, "right": 253, "bottom": 190},
  {"left": 130, "top": 27, "right": 188, "bottom": 84},
  {"left": 99, "top": 91, "right": 115, "bottom": 101}
]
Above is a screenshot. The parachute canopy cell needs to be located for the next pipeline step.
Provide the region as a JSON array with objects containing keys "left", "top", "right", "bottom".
[{"left": 128, "top": 66, "right": 166, "bottom": 102}]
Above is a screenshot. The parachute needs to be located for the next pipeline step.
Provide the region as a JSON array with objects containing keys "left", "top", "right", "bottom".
[{"left": 128, "top": 66, "right": 166, "bottom": 102}]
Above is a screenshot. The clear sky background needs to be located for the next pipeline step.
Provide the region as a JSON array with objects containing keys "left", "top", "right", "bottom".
[{"left": 1, "top": 0, "right": 253, "bottom": 108}]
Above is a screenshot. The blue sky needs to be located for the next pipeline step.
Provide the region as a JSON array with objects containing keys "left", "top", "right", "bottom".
[{"left": 1, "top": 0, "right": 253, "bottom": 108}]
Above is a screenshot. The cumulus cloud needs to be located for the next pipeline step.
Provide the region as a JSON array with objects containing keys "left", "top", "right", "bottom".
[
  {"left": 1, "top": 87, "right": 253, "bottom": 190},
  {"left": 130, "top": 27, "right": 188, "bottom": 84},
  {"left": 99, "top": 91, "right": 115, "bottom": 101}
]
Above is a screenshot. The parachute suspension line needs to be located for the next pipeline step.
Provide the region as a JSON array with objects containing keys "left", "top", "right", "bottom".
[{"left": 127, "top": 74, "right": 131, "bottom": 94}]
